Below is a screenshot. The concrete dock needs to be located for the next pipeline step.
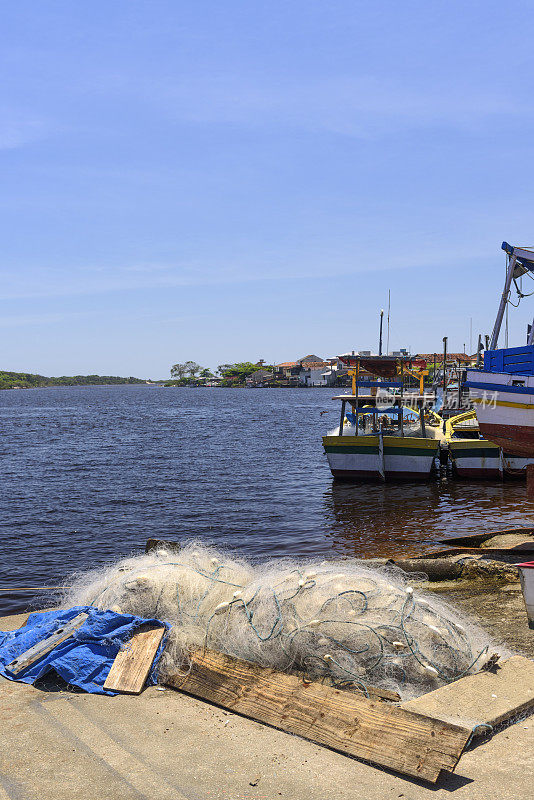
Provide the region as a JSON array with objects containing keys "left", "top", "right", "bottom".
[{"left": 1, "top": 608, "right": 533, "bottom": 800}]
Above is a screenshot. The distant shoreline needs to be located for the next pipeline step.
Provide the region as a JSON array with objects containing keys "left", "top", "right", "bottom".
[
  {"left": 3, "top": 383, "right": 152, "bottom": 390},
  {"left": 2, "top": 381, "right": 330, "bottom": 391},
  {"left": 0, "top": 371, "right": 149, "bottom": 390},
  {"left": 1, "top": 370, "right": 337, "bottom": 391}
]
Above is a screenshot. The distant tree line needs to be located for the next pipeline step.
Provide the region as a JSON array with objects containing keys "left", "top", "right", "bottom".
[
  {"left": 216, "top": 362, "right": 260, "bottom": 386},
  {"left": 0, "top": 371, "right": 146, "bottom": 390},
  {"left": 167, "top": 361, "right": 263, "bottom": 387},
  {"left": 167, "top": 361, "right": 213, "bottom": 385}
]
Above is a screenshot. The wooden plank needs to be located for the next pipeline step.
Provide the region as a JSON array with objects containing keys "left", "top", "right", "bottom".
[
  {"left": 165, "top": 648, "right": 470, "bottom": 783},
  {"left": 352, "top": 684, "right": 400, "bottom": 702},
  {"left": 291, "top": 671, "right": 399, "bottom": 703},
  {"left": 104, "top": 624, "right": 165, "bottom": 694},
  {"left": 6, "top": 612, "right": 89, "bottom": 675},
  {"left": 401, "top": 656, "right": 534, "bottom": 731}
]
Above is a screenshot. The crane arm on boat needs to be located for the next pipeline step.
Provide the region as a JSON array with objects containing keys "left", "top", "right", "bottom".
[{"left": 491, "top": 243, "right": 534, "bottom": 349}]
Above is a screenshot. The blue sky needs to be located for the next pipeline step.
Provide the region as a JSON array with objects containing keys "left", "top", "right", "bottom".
[{"left": 2, "top": 1, "right": 534, "bottom": 378}]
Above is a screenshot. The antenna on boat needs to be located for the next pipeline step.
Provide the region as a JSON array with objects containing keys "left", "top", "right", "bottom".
[
  {"left": 378, "top": 309, "right": 384, "bottom": 356},
  {"left": 386, "top": 290, "right": 391, "bottom": 355}
]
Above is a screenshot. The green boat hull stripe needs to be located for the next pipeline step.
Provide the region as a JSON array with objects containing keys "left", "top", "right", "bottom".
[
  {"left": 324, "top": 445, "right": 436, "bottom": 457},
  {"left": 449, "top": 448, "right": 500, "bottom": 459}
]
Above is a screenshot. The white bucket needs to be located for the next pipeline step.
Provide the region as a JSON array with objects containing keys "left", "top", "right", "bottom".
[{"left": 517, "top": 561, "right": 534, "bottom": 629}]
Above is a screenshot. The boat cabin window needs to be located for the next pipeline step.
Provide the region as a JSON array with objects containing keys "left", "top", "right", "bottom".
[{"left": 512, "top": 379, "right": 525, "bottom": 386}]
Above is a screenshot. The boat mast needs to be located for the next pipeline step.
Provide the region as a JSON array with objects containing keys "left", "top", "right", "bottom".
[
  {"left": 399, "top": 360, "right": 404, "bottom": 437},
  {"left": 355, "top": 358, "right": 359, "bottom": 437}
]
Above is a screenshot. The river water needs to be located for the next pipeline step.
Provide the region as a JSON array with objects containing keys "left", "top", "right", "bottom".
[{"left": 2, "top": 385, "right": 533, "bottom": 614}]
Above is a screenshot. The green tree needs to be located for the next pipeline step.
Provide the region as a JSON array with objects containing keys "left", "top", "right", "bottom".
[
  {"left": 170, "top": 363, "right": 187, "bottom": 379},
  {"left": 217, "top": 362, "right": 260, "bottom": 383},
  {"left": 183, "top": 360, "right": 201, "bottom": 377},
  {"left": 171, "top": 361, "right": 203, "bottom": 379}
]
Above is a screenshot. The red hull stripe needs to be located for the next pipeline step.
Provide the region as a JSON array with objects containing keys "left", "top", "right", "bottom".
[{"left": 478, "top": 422, "right": 534, "bottom": 456}]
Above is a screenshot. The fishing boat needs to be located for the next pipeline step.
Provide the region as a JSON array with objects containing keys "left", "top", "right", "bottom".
[
  {"left": 445, "top": 410, "right": 502, "bottom": 478},
  {"left": 446, "top": 408, "right": 534, "bottom": 477},
  {"left": 465, "top": 242, "right": 534, "bottom": 457},
  {"left": 322, "top": 355, "right": 441, "bottom": 481}
]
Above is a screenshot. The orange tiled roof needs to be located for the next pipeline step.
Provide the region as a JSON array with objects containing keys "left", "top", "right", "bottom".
[{"left": 417, "top": 353, "right": 475, "bottom": 362}]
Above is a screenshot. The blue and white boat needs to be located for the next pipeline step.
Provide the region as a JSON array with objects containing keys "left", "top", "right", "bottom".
[{"left": 466, "top": 242, "right": 534, "bottom": 458}]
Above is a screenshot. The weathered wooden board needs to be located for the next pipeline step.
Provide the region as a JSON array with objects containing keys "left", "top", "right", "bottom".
[
  {"left": 6, "top": 612, "right": 89, "bottom": 675},
  {"left": 290, "top": 672, "right": 399, "bottom": 702},
  {"left": 402, "top": 655, "right": 534, "bottom": 730},
  {"left": 104, "top": 624, "right": 165, "bottom": 694},
  {"left": 356, "top": 684, "right": 400, "bottom": 702},
  {"left": 165, "top": 648, "right": 470, "bottom": 783}
]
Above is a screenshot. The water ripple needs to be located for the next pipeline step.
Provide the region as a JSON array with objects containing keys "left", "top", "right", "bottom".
[{"left": 1, "top": 385, "right": 533, "bottom": 614}]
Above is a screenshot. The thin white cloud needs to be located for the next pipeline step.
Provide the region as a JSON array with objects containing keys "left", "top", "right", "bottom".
[
  {"left": 0, "top": 243, "right": 488, "bottom": 301},
  {"left": 0, "top": 108, "right": 50, "bottom": 150},
  {"left": 0, "top": 310, "right": 96, "bottom": 327},
  {"left": 117, "top": 263, "right": 175, "bottom": 274},
  {"left": 133, "top": 72, "right": 529, "bottom": 136}
]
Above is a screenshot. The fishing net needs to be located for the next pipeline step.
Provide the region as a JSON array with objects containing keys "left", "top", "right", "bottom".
[{"left": 62, "top": 543, "right": 502, "bottom": 700}]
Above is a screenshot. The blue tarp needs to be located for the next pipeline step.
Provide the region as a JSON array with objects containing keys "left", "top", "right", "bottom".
[{"left": 0, "top": 607, "right": 169, "bottom": 695}]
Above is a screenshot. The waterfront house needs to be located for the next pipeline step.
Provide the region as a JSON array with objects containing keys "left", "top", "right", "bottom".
[
  {"left": 275, "top": 353, "right": 376, "bottom": 387},
  {"left": 204, "top": 376, "right": 223, "bottom": 387},
  {"left": 246, "top": 368, "right": 274, "bottom": 387},
  {"left": 320, "top": 356, "right": 352, "bottom": 386},
  {"left": 298, "top": 361, "right": 330, "bottom": 386},
  {"left": 293, "top": 355, "right": 328, "bottom": 386},
  {"left": 275, "top": 362, "right": 301, "bottom": 385}
]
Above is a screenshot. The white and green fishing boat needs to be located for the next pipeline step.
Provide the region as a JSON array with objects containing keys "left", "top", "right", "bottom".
[
  {"left": 445, "top": 408, "right": 534, "bottom": 478},
  {"left": 322, "top": 355, "right": 441, "bottom": 481}
]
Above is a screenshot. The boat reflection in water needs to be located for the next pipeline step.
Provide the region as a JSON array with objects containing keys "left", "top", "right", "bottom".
[{"left": 322, "top": 479, "right": 534, "bottom": 560}]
